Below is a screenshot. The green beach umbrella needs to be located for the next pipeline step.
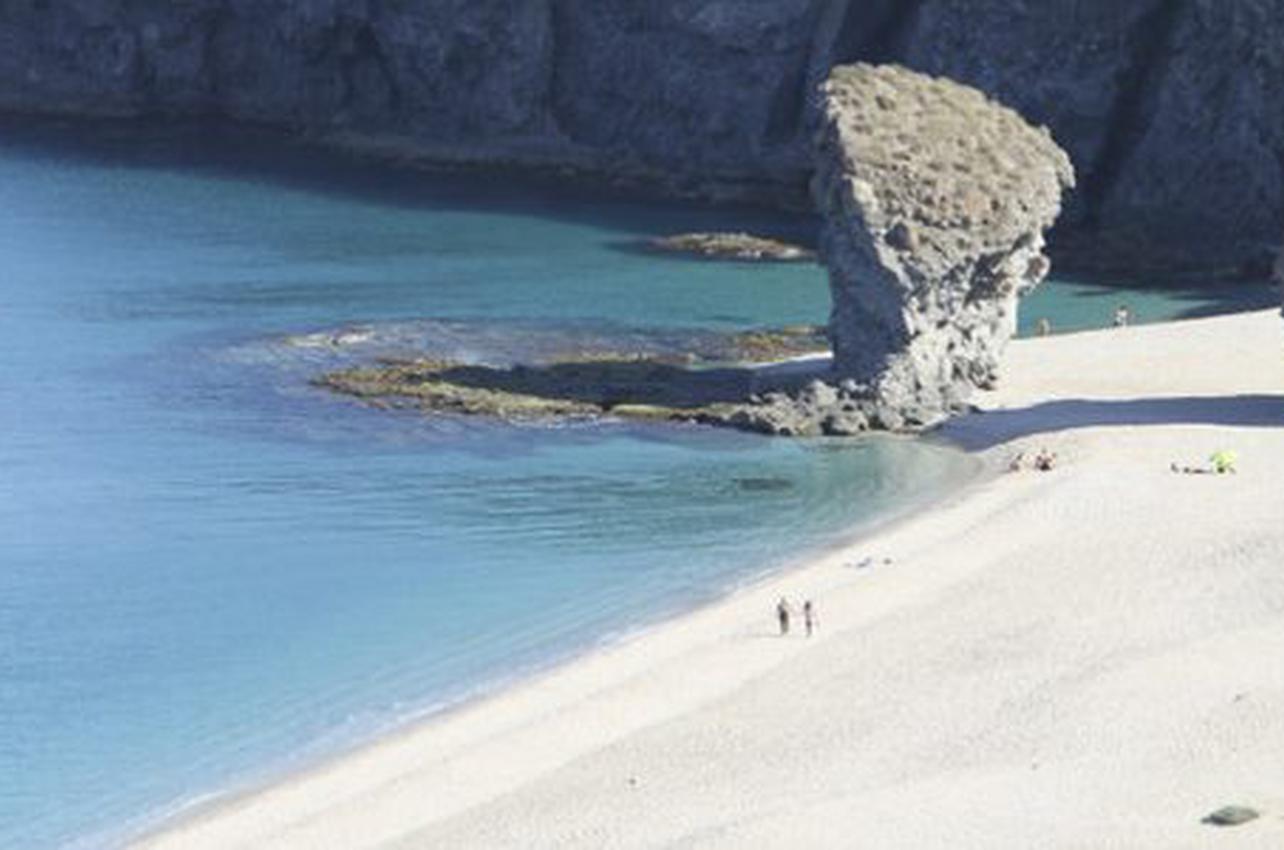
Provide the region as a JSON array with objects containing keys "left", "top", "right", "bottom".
[{"left": 1210, "top": 449, "right": 1238, "bottom": 474}]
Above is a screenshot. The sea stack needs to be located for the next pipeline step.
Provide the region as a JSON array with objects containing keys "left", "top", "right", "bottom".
[{"left": 813, "top": 64, "right": 1075, "bottom": 428}]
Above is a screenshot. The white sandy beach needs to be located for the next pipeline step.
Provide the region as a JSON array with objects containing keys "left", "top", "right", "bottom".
[{"left": 137, "top": 309, "right": 1284, "bottom": 850}]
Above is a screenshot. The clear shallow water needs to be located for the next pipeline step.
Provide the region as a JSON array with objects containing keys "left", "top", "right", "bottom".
[{"left": 0, "top": 124, "right": 1269, "bottom": 849}]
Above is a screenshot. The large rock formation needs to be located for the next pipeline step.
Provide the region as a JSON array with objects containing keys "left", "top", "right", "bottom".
[
  {"left": 0, "top": 1, "right": 1281, "bottom": 275},
  {"left": 813, "top": 65, "right": 1074, "bottom": 427}
]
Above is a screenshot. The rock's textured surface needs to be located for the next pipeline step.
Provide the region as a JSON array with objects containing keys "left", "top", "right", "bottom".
[
  {"left": 715, "top": 380, "right": 871, "bottom": 437},
  {"left": 814, "top": 65, "right": 1074, "bottom": 428},
  {"left": 316, "top": 356, "right": 814, "bottom": 433},
  {"left": 647, "top": 233, "right": 815, "bottom": 262},
  {"left": 0, "top": 1, "right": 1282, "bottom": 273},
  {"left": 310, "top": 324, "right": 845, "bottom": 435}
]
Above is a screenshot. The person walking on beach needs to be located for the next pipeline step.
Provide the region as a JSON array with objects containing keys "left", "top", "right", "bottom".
[
  {"left": 803, "top": 600, "right": 817, "bottom": 638},
  {"left": 776, "top": 597, "right": 791, "bottom": 636},
  {"left": 1113, "top": 304, "right": 1131, "bottom": 328}
]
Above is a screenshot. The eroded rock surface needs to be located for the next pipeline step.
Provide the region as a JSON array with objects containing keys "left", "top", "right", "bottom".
[
  {"left": 313, "top": 328, "right": 843, "bottom": 436},
  {"left": 647, "top": 233, "right": 814, "bottom": 262},
  {"left": 812, "top": 64, "right": 1074, "bottom": 428},
  {"left": 317, "top": 356, "right": 832, "bottom": 434}
]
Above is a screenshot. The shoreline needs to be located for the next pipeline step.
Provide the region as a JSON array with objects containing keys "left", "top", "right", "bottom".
[
  {"left": 129, "top": 459, "right": 998, "bottom": 850},
  {"left": 135, "top": 310, "right": 1284, "bottom": 849},
  {"left": 120, "top": 434, "right": 989, "bottom": 850}
]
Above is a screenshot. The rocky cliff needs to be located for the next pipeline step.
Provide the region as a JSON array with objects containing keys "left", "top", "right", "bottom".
[{"left": 1, "top": 1, "right": 1281, "bottom": 275}]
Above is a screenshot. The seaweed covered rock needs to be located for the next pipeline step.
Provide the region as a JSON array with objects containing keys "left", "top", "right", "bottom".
[{"left": 813, "top": 64, "right": 1075, "bottom": 428}]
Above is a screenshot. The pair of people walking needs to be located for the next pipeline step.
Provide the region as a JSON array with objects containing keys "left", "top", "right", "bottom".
[{"left": 776, "top": 597, "right": 816, "bottom": 637}]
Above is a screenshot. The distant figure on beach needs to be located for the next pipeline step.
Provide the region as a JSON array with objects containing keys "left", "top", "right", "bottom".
[
  {"left": 1113, "top": 304, "right": 1131, "bottom": 328},
  {"left": 803, "top": 600, "right": 817, "bottom": 638},
  {"left": 1008, "top": 452, "right": 1026, "bottom": 472},
  {"left": 1170, "top": 450, "right": 1237, "bottom": 476},
  {"left": 1034, "top": 447, "right": 1057, "bottom": 471},
  {"left": 776, "top": 597, "right": 791, "bottom": 636},
  {"left": 1036, "top": 317, "right": 1052, "bottom": 336}
]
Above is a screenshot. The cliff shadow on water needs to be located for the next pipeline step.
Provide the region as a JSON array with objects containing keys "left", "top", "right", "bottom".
[
  {"left": 0, "top": 114, "right": 1269, "bottom": 351},
  {"left": 2, "top": 0, "right": 1282, "bottom": 277},
  {"left": 0, "top": 115, "right": 818, "bottom": 251}
]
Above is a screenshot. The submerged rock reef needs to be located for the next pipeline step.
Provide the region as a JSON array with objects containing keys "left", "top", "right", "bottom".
[
  {"left": 320, "top": 354, "right": 876, "bottom": 437},
  {"left": 1, "top": 0, "right": 1282, "bottom": 275},
  {"left": 813, "top": 65, "right": 1074, "bottom": 428},
  {"left": 318, "top": 347, "right": 834, "bottom": 435},
  {"left": 315, "top": 325, "right": 840, "bottom": 434},
  {"left": 646, "top": 233, "right": 815, "bottom": 262}
]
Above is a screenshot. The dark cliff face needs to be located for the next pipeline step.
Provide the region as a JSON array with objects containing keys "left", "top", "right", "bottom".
[{"left": 2, "top": 0, "right": 1280, "bottom": 274}]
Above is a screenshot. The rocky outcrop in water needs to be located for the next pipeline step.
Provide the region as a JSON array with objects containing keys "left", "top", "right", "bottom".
[
  {"left": 317, "top": 356, "right": 817, "bottom": 432},
  {"left": 647, "top": 233, "right": 814, "bottom": 262},
  {"left": 1, "top": 1, "right": 1281, "bottom": 275},
  {"left": 316, "top": 66, "right": 1075, "bottom": 438},
  {"left": 313, "top": 323, "right": 846, "bottom": 435},
  {"left": 813, "top": 65, "right": 1074, "bottom": 428}
]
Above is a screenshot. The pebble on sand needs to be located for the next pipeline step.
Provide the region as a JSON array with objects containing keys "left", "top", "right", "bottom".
[{"left": 1202, "top": 805, "right": 1260, "bottom": 827}]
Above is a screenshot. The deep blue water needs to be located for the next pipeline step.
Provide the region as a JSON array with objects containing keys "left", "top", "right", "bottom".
[{"left": 0, "top": 124, "right": 1270, "bottom": 849}]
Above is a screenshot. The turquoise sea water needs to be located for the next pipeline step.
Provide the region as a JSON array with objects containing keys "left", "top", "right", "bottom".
[{"left": 0, "top": 123, "right": 1271, "bottom": 849}]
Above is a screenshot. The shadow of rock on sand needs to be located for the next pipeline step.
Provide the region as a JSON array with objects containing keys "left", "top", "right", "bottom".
[{"left": 940, "top": 395, "right": 1284, "bottom": 451}]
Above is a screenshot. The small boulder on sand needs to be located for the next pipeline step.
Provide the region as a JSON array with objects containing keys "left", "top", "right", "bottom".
[{"left": 1202, "top": 805, "right": 1260, "bottom": 827}]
